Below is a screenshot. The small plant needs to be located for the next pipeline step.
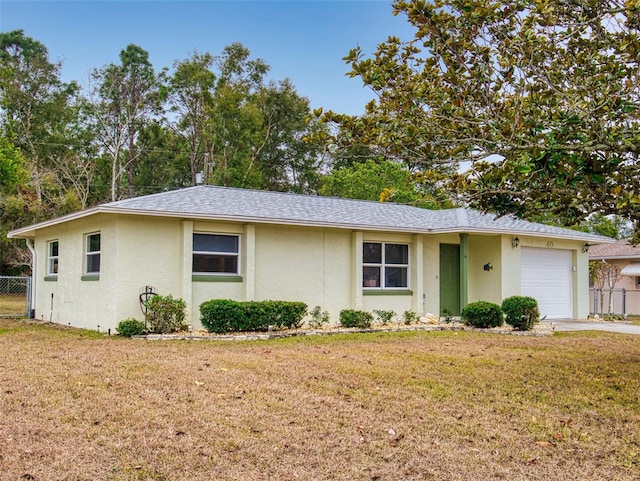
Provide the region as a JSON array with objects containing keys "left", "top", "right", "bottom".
[
  {"left": 441, "top": 308, "right": 453, "bottom": 324},
  {"left": 115, "top": 318, "right": 146, "bottom": 337},
  {"left": 373, "top": 309, "right": 396, "bottom": 325},
  {"left": 308, "top": 306, "right": 330, "bottom": 328},
  {"left": 402, "top": 310, "right": 419, "bottom": 325},
  {"left": 145, "top": 294, "right": 187, "bottom": 334},
  {"left": 501, "top": 296, "right": 540, "bottom": 331},
  {"left": 339, "top": 309, "right": 373, "bottom": 329},
  {"left": 461, "top": 301, "right": 503, "bottom": 328}
]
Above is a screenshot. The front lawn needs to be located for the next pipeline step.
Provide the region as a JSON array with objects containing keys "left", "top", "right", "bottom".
[{"left": 1, "top": 319, "right": 638, "bottom": 480}]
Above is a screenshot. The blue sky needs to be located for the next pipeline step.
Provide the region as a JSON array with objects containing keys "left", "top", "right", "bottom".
[{"left": 0, "top": 0, "right": 416, "bottom": 115}]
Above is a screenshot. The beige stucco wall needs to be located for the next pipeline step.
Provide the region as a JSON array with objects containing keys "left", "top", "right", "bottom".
[
  {"left": 252, "top": 225, "right": 352, "bottom": 324},
  {"left": 28, "top": 213, "right": 593, "bottom": 331},
  {"left": 588, "top": 259, "right": 640, "bottom": 315},
  {"left": 34, "top": 214, "right": 119, "bottom": 330},
  {"left": 468, "top": 235, "right": 502, "bottom": 305}
]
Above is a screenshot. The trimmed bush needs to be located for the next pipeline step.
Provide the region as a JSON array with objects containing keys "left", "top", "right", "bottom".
[
  {"left": 200, "top": 299, "right": 244, "bottom": 333},
  {"left": 116, "top": 318, "right": 146, "bottom": 337},
  {"left": 145, "top": 294, "right": 186, "bottom": 334},
  {"left": 339, "top": 309, "right": 373, "bottom": 329},
  {"left": 461, "top": 301, "right": 503, "bottom": 328},
  {"left": 501, "top": 296, "right": 540, "bottom": 331},
  {"left": 199, "top": 299, "right": 307, "bottom": 333}
]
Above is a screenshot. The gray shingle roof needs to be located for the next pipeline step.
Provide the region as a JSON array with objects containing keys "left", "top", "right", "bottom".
[
  {"left": 101, "top": 185, "right": 610, "bottom": 242},
  {"left": 8, "top": 185, "right": 612, "bottom": 243}
]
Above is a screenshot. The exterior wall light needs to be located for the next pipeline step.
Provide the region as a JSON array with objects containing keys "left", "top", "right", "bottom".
[
  {"left": 512, "top": 236, "right": 520, "bottom": 248},
  {"left": 582, "top": 243, "right": 591, "bottom": 253},
  {"left": 483, "top": 262, "right": 493, "bottom": 271}
]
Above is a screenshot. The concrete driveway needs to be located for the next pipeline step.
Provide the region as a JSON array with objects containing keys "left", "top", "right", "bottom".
[{"left": 541, "top": 319, "right": 640, "bottom": 335}]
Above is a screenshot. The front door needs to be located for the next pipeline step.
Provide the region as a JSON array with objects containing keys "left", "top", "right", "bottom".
[{"left": 440, "top": 244, "right": 460, "bottom": 315}]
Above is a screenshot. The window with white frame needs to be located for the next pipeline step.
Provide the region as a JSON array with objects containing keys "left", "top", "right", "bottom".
[
  {"left": 363, "top": 242, "right": 409, "bottom": 288},
  {"left": 193, "top": 233, "right": 239, "bottom": 274},
  {"left": 47, "top": 240, "right": 59, "bottom": 276},
  {"left": 85, "top": 232, "right": 101, "bottom": 275}
]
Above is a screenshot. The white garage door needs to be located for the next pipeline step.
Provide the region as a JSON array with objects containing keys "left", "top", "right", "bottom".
[{"left": 521, "top": 247, "right": 573, "bottom": 319}]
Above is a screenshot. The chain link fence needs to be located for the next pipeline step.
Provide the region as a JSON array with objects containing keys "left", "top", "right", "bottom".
[{"left": 0, "top": 276, "right": 32, "bottom": 317}]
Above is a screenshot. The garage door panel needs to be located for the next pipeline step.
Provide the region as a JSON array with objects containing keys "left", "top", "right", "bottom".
[{"left": 521, "top": 248, "right": 572, "bottom": 319}]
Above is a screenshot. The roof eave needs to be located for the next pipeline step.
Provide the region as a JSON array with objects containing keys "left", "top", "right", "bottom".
[
  {"left": 7, "top": 207, "right": 104, "bottom": 239},
  {"left": 7, "top": 205, "right": 615, "bottom": 243},
  {"left": 428, "top": 226, "right": 614, "bottom": 243}
]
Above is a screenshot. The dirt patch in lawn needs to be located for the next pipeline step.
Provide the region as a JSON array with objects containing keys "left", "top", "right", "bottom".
[{"left": 1, "top": 318, "right": 639, "bottom": 481}]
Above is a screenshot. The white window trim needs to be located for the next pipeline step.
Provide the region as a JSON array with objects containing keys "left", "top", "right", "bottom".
[
  {"left": 47, "top": 240, "right": 59, "bottom": 277},
  {"left": 85, "top": 232, "right": 101, "bottom": 275},
  {"left": 192, "top": 233, "right": 241, "bottom": 275},
  {"left": 363, "top": 241, "right": 410, "bottom": 289}
]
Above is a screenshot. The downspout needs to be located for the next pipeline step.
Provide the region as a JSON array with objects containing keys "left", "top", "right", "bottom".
[
  {"left": 459, "top": 233, "right": 469, "bottom": 311},
  {"left": 26, "top": 239, "right": 36, "bottom": 318}
]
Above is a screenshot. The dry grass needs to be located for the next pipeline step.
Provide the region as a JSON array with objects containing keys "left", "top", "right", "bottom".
[
  {"left": 0, "top": 294, "right": 28, "bottom": 316},
  {"left": 1, "top": 319, "right": 639, "bottom": 481}
]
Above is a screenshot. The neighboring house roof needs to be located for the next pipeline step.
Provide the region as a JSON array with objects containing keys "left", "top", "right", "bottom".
[
  {"left": 8, "top": 185, "right": 614, "bottom": 243},
  {"left": 589, "top": 238, "right": 640, "bottom": 260}
]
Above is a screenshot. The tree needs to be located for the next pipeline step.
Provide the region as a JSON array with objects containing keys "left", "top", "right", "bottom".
[
  {"left": 0, "top": 136, "right": 27, "bottom": 191},
  {"left": 319, "top": 159, "right": 451, "bottom": 208},
  {"left": 86, "top": 44, "right": 162, "bottom": 201},
  {"left": 167, "top": 51, "right": 216, "bottom": 186},
  {"left": 132, "top": 121, "right": 192, "bottom": 195},
  {"left": 320, "top": 0, "right": 640, "bottom": 240},
  {"left": 189, "top": 43, "right": 325, "bottom": 192},
  {"left": 589, "top": 260, "right": 623, "bottom": 315},
  {"left": 0, "top": 29, "right": 80, "bottom": 202}
]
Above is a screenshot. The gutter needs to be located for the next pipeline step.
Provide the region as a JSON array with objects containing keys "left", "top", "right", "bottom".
[{"left": 26, "top": 239, "right": 36, "bottom": 319}]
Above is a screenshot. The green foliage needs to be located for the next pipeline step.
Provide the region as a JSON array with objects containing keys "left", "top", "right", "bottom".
[
  {"left": 115, "top": 318, "right": 146, "bottom": 337},
  {"left": 501, "top": 296, "right": 540, "bottom": 331},
  {"left": 402, "top": 310, "right": 419, "bottom": 325},
  {"left": 144, "top": 294, "right": 186, "bottom": 334},
  {"left": 321, "top": 0, "right": 640, "bottom": 238},
  {"left": 199, "top": 299, "right": 307, "bottom": 334},
  {"left": 319, "top": 159, "right": 447, "bottom": 208},
  {"left": 0, "top": 137, "right": 27, "bottom": 192},
  {"left": 339, "top": 309, "right": 373, "bottom": 329},
  {"left": 373, "top": 309, "right": 396, "bottom": 325},
  {"left": 308, "top": 305, "right": 330, "bottom": 328},
  {"left": 461, "top": 301, "right": 503, "bottom": 329}
]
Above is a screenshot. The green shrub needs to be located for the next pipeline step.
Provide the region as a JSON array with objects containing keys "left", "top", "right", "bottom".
[
  {"left": 339, "top": 309, "right": 373, "bottom": 329},
  {"left": 402, "top": 310, "right": 419, "bottom": 325},
  {"left": 200, "top": 299, "right": 244, "bottom": 333},
  {"left": 199, "top": 299, "right": 307, "bottom": 333},
  {"left": 373, "top": 309, "right": 396, "bottom": 325},
  {"left": 308, "top": 305, "right": 330, "bottom": 328},
  {"left": 116, "top": 318, "right": 146, "bottom": 337},
  {"left": 145, "top": 294, "right": 186, "bottom": 334},
  {"left": 461, "top": 301, "right": 503, "bottom": 328},
  {"left": 501, "top": 296, "right": 540, "bottom": 331}
]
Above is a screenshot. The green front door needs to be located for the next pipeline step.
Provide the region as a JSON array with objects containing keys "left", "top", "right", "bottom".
[{"left": 440, "top": 244, "right": 460, "bottom": 315}]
